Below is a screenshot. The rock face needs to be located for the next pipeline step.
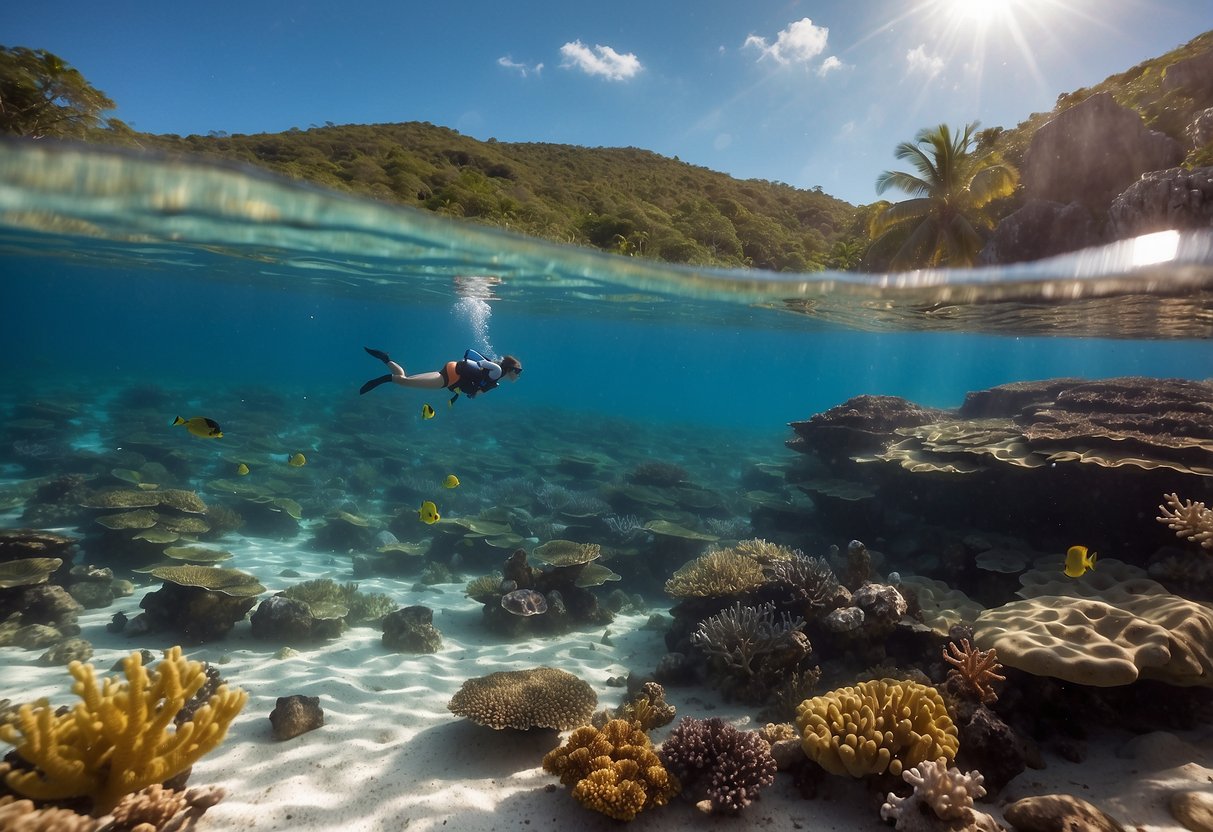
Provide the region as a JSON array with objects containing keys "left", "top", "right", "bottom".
[
  {"left": 269, "top": 694, "right": 324, "bottom": 741},
  {"left": 382, "top": 605, "right": 442, "bottom": 653},
  {"left": 1107, "top": 166, "right": 1213, "bottom": 238},
  {"left": 1022, "top": 92, "right": 1183, "bottom": 213},
  {"left": 978, "top": 199, "right": 1100, "bottom": 265},
  {"left": 1162, "top": 47, "right": 1213, "bottom": 100},
  {"left": 1190, "top": 108, "right": 1213, "bottom": 149}
]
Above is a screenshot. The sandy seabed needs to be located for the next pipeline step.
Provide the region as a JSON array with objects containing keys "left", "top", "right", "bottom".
[{"left": 2, "top": 531, "right": 1212, "bottom": 832}]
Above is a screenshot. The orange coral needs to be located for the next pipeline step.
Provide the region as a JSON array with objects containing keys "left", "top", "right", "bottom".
[
  {"left": 942, "top": 639, "right": 1005, "bottom": 704},
  {"left": 542, "top": 719, "right": 679, "bottom": 821}
]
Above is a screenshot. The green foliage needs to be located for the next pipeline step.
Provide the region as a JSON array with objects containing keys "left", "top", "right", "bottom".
[
  {"left": 869, "top": 123, "right": 1019, "bottom": 269},
  {"left": 87, "top": 121, "right": 856, "bottom": 271},
  {"left": 0, "top": 46, "right": 115, "bottom": 138}
]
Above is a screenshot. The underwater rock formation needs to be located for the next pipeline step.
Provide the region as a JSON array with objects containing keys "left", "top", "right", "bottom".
[
  {"left": 787, "top": 377, "right": 1213, "bottom": 554},
  {"left": 381, "top": 605, "right": 442, "bottom": 653},
  {"left": 269, "top": 694, "right": 325, "bottom": 740},
  {"left": 134, "top": 566, "right": 264, "bottom": 645},
  {"left": 468, "top": 547, "right": 613, "bottom": 637}
]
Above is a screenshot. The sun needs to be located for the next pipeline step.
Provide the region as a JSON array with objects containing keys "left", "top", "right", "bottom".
[{"left": 946, "top": 0, "right": 1016, "bottom": 26}]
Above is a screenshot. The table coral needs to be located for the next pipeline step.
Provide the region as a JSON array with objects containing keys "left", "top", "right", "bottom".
[
  {"left": 0, "top": 647, "right": 246, "bottom": 814},
  {"left": 448, "top": 667, "right": 596, "bottom": 730},
  {"left": 542, "top": 719, "right": 679, "bottom": 821},
  {"left": 795, "top": 678, "right": 958, "bottom": 777}
]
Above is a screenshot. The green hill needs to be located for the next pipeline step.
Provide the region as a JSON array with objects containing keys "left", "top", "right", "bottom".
[{"left": 103, "top": 120, "right": 859, "bottom": 272}]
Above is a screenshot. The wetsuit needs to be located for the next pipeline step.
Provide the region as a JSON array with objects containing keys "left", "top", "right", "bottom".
[{"left": 442, "top": 349, "right": 503, "bottom": 403}]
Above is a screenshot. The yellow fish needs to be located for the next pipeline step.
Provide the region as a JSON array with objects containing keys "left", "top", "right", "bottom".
[
  {"left": 172, "top": 416, "right": 222, "bottom": 439},
  {"left": 1064, "top": 545, "right": 1097, "bottom": 578},
  {"left": 236, "top": 463, "right": 250, "bottom": 476},
  {"left": 421, "top": 403, "right": 436, "bottom": 420},
  {"left": 288, "top": 453, "right": 307, "bottom": 467},
  {"left": 417, "top": 500, "right": 440, "bottom": 524},
  {"left": 443, "top": 474, "right": 460, "bottom": 489}
]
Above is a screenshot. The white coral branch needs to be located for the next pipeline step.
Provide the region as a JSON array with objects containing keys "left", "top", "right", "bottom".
[
  {"left": 1157, "top": 493, "right": 1213, "bottom": 551},
  {"left": 881, "top": 757, "right": 986, "bottom": 827}
]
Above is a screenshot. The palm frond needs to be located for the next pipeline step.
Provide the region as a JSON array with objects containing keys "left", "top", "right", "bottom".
[
  {"left": 869, "top": 197, "right": 931, "bottom": 237},
  {"left": 875, "top": 169, "right": 931, "bottom": 198}
]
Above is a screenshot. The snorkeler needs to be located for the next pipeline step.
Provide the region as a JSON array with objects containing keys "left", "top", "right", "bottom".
[{"left": 360, "top": 347, "right": 522, "bottom": 406}]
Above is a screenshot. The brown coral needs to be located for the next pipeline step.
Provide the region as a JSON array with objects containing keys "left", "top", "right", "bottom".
[
  {"left": 542, "top": 719, "right": 679, "bottom": 821},
  {"left": 664, "top": 550, "right": 766, "bottom": 599},
  {"left": 942, "top": 639, "right": 1005, "bottom": 705},
  {"left": 447, "top": 667, "right": 596, "bottom": 730}
]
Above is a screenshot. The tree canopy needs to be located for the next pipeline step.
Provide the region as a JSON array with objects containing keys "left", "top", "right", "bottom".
[{"left": 0, "top": 46, "right": 115, "bottom": 138}]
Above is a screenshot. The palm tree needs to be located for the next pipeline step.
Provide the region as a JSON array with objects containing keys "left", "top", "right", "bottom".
[{"left": 869, "top": 122, "right": 1018, "bottom": 269}]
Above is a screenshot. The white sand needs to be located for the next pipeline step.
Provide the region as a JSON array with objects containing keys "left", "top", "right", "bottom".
[{"left": 2, "top": 532, "right": 1211, "bottom": 831}]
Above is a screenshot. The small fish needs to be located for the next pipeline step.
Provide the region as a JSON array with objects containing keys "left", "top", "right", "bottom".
[
  {"left": 172, "top": 416, "right": 222, "bottom": 439},
  {"left": 1064, "top": 545, "right": 1097, "bottom": 578},
  {"left": 288, "top": 453, "right": 306, "bottom": 467},
  {"left": 417, "top": 500, "right": 441, "bottom": 524},
  {"left": 421, "top": 403, "right": 436, "bottom": 420},
  {"left": 443, "top": 474, "right": 460, "bottom": 489},
  {"left": 236, "top": 463, "right": 250, "bottom": 476}
]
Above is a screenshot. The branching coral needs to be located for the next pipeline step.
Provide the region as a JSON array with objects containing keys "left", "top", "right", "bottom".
[
  {"left": 659, "top": 717, "right": 777, "bottom": 815},
  {"left": 795, "top": 679, "right": 958, "bottom": 778},
  {"left": 690, "top": 602, "right": 810, "bottom": 703},
  {"left": 542, "top": 719, "right": 679, "bottom": 821},
  {"left": 881, "top": 758, "right": 989, "bottom": 831},
  {"left": 764, "top": 555, "right": 846, "bottom": 615},
  {"left": 1157, "top": 492, "right": 1213, "bottom": 550},
  {"left": 942, "top": 639, "right": 1005, "bottom": 705},
  {"left": 593, "top": 682, "right": 676, "bottom": 732},
  {"left": 0, "top": 647, "right": 246, "bottom": 814},
  {"left": 664, "top": 550, "right": 767, "bottom": 599}
]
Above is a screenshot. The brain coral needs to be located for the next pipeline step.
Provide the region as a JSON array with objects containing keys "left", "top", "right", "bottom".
[
  {"left": 542, "top": 718, "right": 679, "bottom": 821},
  {"left": 795, "top": 678, "right": 958, "bottom": 777},
  {"left": 448, "top": 667, "right": 596, "bottom": 730}
]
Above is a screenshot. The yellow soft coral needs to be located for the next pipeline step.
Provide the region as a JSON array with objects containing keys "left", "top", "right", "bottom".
[
  {"left": 542, "top": 719, "right": 678, "bottom": 821},
  {"left": 0, "top": 647, "right": 246, "bottom": 814},
  {"left": 795, "top": 678, "right": 958, "bottom": 778}
]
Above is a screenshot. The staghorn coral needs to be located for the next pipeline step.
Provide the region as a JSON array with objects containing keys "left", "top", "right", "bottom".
[
  {"left": 542, "top": 719, "right": 679, "bottom": 821},
  {"left": 664, "top": 550, "right": 767, "bottom": 599},
  {"left": 942, "top": 639, "right": 1005, "bottom": 705},
  {"left": 765, "top": 554, "right": 847, "bottom": 616},
  {"left": 1157, "top": 492, "right": 1213, "bottom": 550},
  {"left": 659, "top": 717, "right": 777, "bottom": 815},
  {"left": 690, "top": 601, "right": 810, "bottom": 704},
  {"left": 881, "top": 758, "right": 992, "bottom": 832},
  {"left": 795, "top": 678, "right": 959, "bottom": 778},
  {"left": 0, "top": 647, "right": 246, "bottom": 814},
  {"left": 730, "top": 538, "right": 797, "bottom": 564},
  {"left": 447, "top": 667, "right": 596, "bottom": 730}
]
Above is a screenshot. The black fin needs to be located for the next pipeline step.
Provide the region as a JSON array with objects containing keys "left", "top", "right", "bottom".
[
  {"left": 364, "top": 346, "right": 391, "bottom": 364},
  {"left": 360, "top": 374, "right": 393, "bottom": 395}
]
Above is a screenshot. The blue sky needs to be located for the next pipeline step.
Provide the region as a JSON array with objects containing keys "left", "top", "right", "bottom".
[{"left": 9, "top": 1, "right": 1211, "bottom": 204}]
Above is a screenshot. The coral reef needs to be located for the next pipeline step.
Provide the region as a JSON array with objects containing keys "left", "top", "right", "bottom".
[
  {"left": 0, "top": 647, "right": 246, "bottom": 814},
  {"left": 795, "top": 679, "right": 959, "bottom": 777},
  {"left": 381, "top": 605, "right": 442, "bottom": 653},
  {"left": 542, "top": 718, "right": 679, "bottom": 821},
  {"left": 658, "top": 717, "right": 777, "bottom": 814},
  {"left": 1157, "top": 492, "right": 1213, "bottom": 550},
  {"left": 881, "top": 758, "right": 999, "bottom": 832},
  {"left": 447, "top": 667, "right": 596, "bottom": 730}
]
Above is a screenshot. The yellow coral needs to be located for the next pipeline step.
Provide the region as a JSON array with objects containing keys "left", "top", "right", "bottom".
[
  {"left": 542, "top": 719, "right": 678, "bottom": 821},
  {"left": 0, "top": 647, "right": 246, "bottom": 814},
  {"left": 664, "top": 549, "right": 767, "bottom": 598},
  {"left": 795, "top": 678, "right": 958, "bottom": 778}
]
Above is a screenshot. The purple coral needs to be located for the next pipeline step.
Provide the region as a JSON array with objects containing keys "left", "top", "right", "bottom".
[{"left": 659, "top": 716, "right": 777, "bottom": 814}]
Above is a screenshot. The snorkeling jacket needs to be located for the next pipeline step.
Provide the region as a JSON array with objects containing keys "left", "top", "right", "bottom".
[{"left": 444, "top": 349, "right": 503, "bottom": 405}]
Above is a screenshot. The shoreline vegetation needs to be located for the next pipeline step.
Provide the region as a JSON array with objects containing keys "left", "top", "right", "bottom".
[{"left": 1, "top": 30, "right": 1210, "bottom": 271}]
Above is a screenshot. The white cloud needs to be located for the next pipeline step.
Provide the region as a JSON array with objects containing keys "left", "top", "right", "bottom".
[
  {"left": 744, "top": 18, "right": 829, "bottom": 66},
  {"left": 817, "top": 55, "right": 844, "bottom": 77},
  {"left": 559, "top": 40, "right": 642, "bottom": 81},
  {"left": 497, "top": 56, "right": 543, "bottom": 78},
  {"left": 905, "top": 44, "right": 944, "bottom": 79}
]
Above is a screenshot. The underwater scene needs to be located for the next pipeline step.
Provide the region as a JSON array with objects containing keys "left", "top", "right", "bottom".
[{"left": 2, "top": 141, "right": 1213, "bottom": 831}]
